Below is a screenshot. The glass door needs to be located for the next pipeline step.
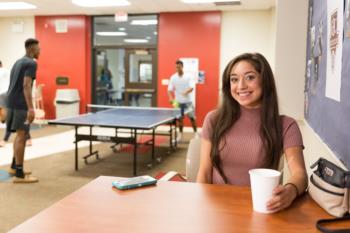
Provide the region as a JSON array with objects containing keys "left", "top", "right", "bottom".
[
  {"left": 124, "top": 49, "right": 157, "bottom": 107},
  {"left": 94, "top": 48, "right": 126, "bottom": 106},
  {"left": 92, "top": 14, "right": 158, "bottom": 107}
]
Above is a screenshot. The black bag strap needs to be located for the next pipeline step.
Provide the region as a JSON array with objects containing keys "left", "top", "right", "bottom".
[{"left": 316, "top": 215, "right": 350, "bottom": 233}]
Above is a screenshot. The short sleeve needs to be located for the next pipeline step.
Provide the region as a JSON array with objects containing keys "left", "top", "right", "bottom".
[
  {"left": 201, "top": 110, "right": 217, "bottom": 141},
  {"left": 281, "top": 116, "right": 304, "bottom": 150},
  {"left": 167, "top": 75, "right": 174, "bottom": 91},
  {"left": 24, "top": 61, "right": 37, "bottom": 80}
]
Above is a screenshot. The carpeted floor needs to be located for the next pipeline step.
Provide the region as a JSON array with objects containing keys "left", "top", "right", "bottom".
[{"left": 0, "top": 125, "right": 192, "bottom": 233}]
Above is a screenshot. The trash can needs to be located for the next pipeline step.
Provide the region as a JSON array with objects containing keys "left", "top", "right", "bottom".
[{"left": 55, "top": 89, "right": 80, "bottom": 119}]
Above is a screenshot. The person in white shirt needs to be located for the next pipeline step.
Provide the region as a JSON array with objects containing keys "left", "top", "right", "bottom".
[
  {"left": 0, "top": 60, "right": 10, "bottom": 123},
  {"left": 168, "top": 60, "right": 197, "bottom": 141}
]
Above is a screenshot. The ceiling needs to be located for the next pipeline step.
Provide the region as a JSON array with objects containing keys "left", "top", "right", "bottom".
[
  {"left": 94, "top": 15, "right": 158, "bottom": 46},
  {"left": 0, "top": 0, "right": 276, "bottom": 17}
]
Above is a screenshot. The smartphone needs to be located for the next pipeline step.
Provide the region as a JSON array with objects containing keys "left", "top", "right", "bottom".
[{"left": 112, "top": 175, "right": 157, "bottom": 190}]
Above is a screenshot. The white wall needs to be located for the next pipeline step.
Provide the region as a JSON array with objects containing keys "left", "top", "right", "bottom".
[
  {"left": 0, "top": 17, "right": 35, "bottom": 69},
  {"left": 220, "top": 10, "right": 276, "bottom": 79},
  {"left": 274, "top": 0, "right": 308, "bottom": 120},
  {"left": 270, "top": 7, "right": 276, "bottom": 70},
  {"left": 273, "top": 0, "right": 346, "bottom": 173}
]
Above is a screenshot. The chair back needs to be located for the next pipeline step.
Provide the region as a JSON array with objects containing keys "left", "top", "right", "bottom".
[
  {"left": 185, "top": 137, "right": 201, "bottom": 182},
  {"left": 33, "top": 84, "right": 46, "bottom": 123}
]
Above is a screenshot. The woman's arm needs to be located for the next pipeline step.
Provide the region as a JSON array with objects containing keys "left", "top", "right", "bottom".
[
  {"left": 284, "top": 146, "right": 308, "bottom": 194},
  {"left": 267, "top": 146, "right": 308, "bottom": 212},
  {"left": 196, "top": 138, "right": 213, "bottom": 183}
]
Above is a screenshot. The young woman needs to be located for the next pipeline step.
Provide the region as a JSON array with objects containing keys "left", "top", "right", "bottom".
[{"left": 196, "top": 53, "right": 308, "bottom": 213}]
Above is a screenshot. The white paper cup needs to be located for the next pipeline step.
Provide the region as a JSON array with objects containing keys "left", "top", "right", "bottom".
[{"left": 248, "top": 168, "right": 281, "bottom": 213}]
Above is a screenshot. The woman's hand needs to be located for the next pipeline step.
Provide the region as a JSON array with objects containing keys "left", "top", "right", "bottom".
[{"left": 266, "top": 184, "right": 298, "bottom": 212}]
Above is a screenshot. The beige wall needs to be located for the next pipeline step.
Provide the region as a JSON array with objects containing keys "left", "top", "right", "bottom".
[
  {"left": 220, "top": 10, "right": 276, "bottom": 79},
  {"left": 274, "top": 0, "right": 347, "bottom": 175},
  {"left": 274, "top": 0, "right": 308, "bottom": 120},
  {"left": 0, "top": 17, "right": 35, "bottom": 69}
]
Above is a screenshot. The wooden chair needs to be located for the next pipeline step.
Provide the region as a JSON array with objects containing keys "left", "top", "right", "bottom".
[{"left": 33, "top": 84, "right": 46, "bottom": 124}]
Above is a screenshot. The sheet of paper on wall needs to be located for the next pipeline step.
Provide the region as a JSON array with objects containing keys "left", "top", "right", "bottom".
[
  {"left": 11, "top": 21, "right": 24, "bottom": 33},
  {"left": 325, "top": 0, "right": 343, "bottom": 102},
  {"left": 180, "top": 57, "right": 198, "bottom": 106},
  {"left": 346, "top": 0, "right": 350, "bottom": 37},
  {"left": 55, "top": 19, "right": 68, "bottom": 33}
]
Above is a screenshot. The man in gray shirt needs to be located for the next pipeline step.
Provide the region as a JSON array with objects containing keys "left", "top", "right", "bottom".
[{"left": 6, "top": 38, "right": 40, "bottom": 183}]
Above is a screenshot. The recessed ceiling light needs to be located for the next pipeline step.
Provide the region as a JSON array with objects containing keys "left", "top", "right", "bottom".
[
  {"left": 146, "top": 36, "right": 151, "bottom": 40},
  {"left": 96, "top": 32, "right": 127, "bottom": 36},
  {"left": 0, "top": 2, "right": 36, "bottom": 10},
  {"left": 153, "top": 31, "right": 158, "bottom": 35},
  {"left": 124, "top": 39, "right": 149, "bottom": 43},
  {"left": 72, "top": 0, "right": 130, "bottom": 7},
  {"left": 182, "top": 0, "right": 240, "bottom": 3},
  {"left": 130, "top": 19, "right": 158, "bottom": 26},
  {"left": 119, "top": 27, "right": 126, "bottom": 31}
]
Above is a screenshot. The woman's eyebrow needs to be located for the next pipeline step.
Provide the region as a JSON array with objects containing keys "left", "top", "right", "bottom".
[{"left": 230, "top": 70, "right": 257, "bottom": 76}]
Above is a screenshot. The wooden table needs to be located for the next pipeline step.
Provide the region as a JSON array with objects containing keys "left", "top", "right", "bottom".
[{"left": 8, "top": 176, "right": 348, "bottom": 233}]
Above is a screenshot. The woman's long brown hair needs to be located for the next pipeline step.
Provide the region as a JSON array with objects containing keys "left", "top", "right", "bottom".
[{"left": 210, "top": 53, "right": 283, "bottom": 183}]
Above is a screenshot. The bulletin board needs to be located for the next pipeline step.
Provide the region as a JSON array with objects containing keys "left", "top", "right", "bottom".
[{"left": 305, "top": 0, "right": 350, "bottom": 169}]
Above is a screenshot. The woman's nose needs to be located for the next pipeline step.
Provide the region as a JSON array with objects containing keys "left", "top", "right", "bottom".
[{"left": 237, "top": 78, "right": 247, "bottom": 89}]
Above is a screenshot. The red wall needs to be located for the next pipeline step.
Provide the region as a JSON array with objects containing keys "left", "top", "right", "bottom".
[
  {"left": 35, "top": 15, "right": 91, "bottom": 119},
  {"left": 158, "top": 12, "right": 221, "bottom": 127}
]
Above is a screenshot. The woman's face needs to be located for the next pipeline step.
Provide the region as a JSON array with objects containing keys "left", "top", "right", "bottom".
[{"left": 229, "top": 60, "right": 263, "bottom": 109}]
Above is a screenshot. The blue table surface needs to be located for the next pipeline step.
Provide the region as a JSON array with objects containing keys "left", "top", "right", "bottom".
[{"left": 49, "top": 107, "right": 181, "bottom": 129}]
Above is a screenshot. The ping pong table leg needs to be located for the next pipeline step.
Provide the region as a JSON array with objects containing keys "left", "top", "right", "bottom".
[
  {"left": 174, "top": 119, "right": 177, "bottom": 149},
  {"left": 152, "top": 128, "right": 156, "bottom": 162},
  {"left": 89, "top": 126, "right": 99, "bottom": 160},
  {"left": 75, "top": 126, "right": 78, "bottom": 171},
  {"left": 169, "top": 122, "right": 173, "bottom": 152},
  {"left": 133, "top": 128, "right": 137, "bottom": 176}
]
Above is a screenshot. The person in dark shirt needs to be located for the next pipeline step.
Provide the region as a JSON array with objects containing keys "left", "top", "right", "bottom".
[{"left": 6, "top": 38, "right": 40, "bottom": 183}]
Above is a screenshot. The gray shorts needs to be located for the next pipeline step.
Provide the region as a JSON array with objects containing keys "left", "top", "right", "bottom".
[
  {"left": 179, "top": 102, "right": 196, "bottom": 119},
  {"left": 0, "top": 93, "right": 7, "bottom": 108},
  {"left": 6, "top": 109, "right": 29, "bottom": 132}
]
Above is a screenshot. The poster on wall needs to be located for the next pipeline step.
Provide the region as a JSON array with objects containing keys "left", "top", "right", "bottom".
[
  {"left": 346, "top": 0, "right": 350, "bottom": 37},
  {"left": 180, "top": 57, "right": 198, "bottom": 106},
  {"left": 325, "top": 0, "right": 343, "bottom": 101}
]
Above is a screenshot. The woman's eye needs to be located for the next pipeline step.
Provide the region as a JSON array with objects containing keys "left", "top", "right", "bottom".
[
  {"left": 245, "top": 75, "right": 255, "bottom": 81},
  {"left": 230, "top": 77, "right": 238, "bottom": 83}
]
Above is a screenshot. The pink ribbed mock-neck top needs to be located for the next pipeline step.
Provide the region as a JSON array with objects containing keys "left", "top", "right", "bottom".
[{"left": 201, "top": 107, "right": 303, "bottom": 186}]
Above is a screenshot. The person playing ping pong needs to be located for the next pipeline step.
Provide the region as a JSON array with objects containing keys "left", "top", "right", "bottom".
[{"left": 167, "top": 60, "right": 198, "bottom": 142}]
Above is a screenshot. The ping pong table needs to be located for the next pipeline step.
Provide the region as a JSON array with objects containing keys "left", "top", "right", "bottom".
[{"left": 49, "top": 105, "right": 181, "bottom": 176}]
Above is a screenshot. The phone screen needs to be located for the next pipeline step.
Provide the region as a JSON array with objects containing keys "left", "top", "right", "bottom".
[
  {"left": 113, "top": 176, "right": 157, "bottom": 190},
  {"left": 118, "top": 177, "right": 150, "bottom": 186}
]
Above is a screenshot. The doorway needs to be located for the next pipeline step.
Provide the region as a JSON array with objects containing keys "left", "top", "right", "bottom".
[
  {"left": 92, "top": 14, "right": 158, "bottom": 107},
  {"left": 124, "top": 48, "right": 157, "bottom": 107},
  {"left": 93, "top": 48, "right": 157, "bottom": 107}
]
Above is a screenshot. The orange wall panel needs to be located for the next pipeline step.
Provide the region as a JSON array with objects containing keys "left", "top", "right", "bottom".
[
  {"left": 35, "top": 15, "right": 91, "bottom": 119},
  {"left": 158, "top": 12, "right": 221, "bottom": 127}
]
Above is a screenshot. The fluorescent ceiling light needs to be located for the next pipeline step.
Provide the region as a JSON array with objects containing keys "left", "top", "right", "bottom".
[
  {"left": 96, "top": 32, "right": 127, "bottom": 36},
  {"left": 182, "top": 0, "right": 239, "bottom": 3},
  {"left": 0, "top": 2, "right": 36, "bottom": 10},
  {"left": 72, "top": 0, "right": 130, "bottom": 7},
  {"left": 146, "top": 36, "right": 151, "bottom": 40},
  {"left": 153, "top": 31, "right": 158, "bottom": 35},
  {"left": 124, "top": 39, "right": 148, "bottom": 43},
  {"left": 119, "top": 27, "right": 126, "bottom": 31},
  {"left": 131, "top": 19, "right": 158, "bottom": 26}
]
